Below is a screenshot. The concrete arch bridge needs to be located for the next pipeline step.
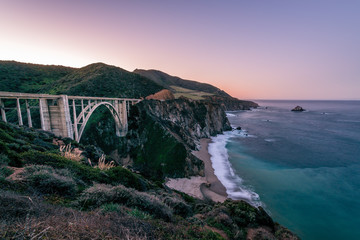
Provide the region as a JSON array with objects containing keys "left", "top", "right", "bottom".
[{"left": 0, "top": 91, "right": 140, "bottom": 142}]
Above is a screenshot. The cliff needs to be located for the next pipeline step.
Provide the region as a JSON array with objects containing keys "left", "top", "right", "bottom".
[
  {"left": 121, "top": 99, "right": 231, "bottom": 179},
  {"left": 142, "top": 98, "right": 232, "bottom": 149},
  {"left": 204, "top": 95, "right": 259, "bottom": 110}
]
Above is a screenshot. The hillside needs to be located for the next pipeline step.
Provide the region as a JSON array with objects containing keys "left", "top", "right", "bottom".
[
  {"left": 134, "top": 69, "right": 231, "bottom": 98},
  {"left": 0, "top": 121, "right": 298, "bottom": 239},
  {"left": 0, "top": 61, "right": 74, "bottom": 93},
  {"left": 48, "top": 63, "right": 163, "bottom": 98},
  {"left": 0, "top": 61, "right": 163, "bottom": 98},
  {"left": 134, "top": 69, "right": 258, "bottom": 110}
]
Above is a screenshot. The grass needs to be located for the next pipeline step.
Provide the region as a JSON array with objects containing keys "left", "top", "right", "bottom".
[
  {"left": 171, "top": 86, "right": 214, "bottom": 100},
  {"left": 96, "top": 154, "right": 115, "bottom": 170},
  {"left": 60, "top": 144, "right": 83, "bottom": 162}
]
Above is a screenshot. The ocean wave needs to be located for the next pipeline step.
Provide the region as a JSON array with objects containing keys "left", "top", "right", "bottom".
[
  {"left": 226, "top": 113, "right": 236, "bottom": 117},
  {"left": 208, "top": 131, "right": 261, "bottom": 206}
]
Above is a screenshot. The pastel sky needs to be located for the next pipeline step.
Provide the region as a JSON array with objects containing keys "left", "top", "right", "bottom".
[{"left": 1, "top": 0, "right": 359, "bottom": 100}]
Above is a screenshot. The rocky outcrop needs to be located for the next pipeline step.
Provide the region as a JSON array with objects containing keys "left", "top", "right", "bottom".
[
  {"left": 291, "top": 106, "right": 305, "bottom": 112},
  {"left": 203, "top": 95, "right": 259, "bottom": 110},
  {"left": 145, "top": 89, "right": 175, "bottom": 101},
  {"left": 122, "top": 98, "right": 232, "bottom": 178},
  {"left": 141, "top": 98, "right": 232, "bottom": 149}
]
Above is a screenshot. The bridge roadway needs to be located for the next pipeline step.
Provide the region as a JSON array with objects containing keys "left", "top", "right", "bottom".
[{"left": 0, "top": 91, "right": 140, "bottom": 142}]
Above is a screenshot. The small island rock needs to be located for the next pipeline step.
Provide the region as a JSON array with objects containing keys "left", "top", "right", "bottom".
[{"left": 291, "top": 106, "right": 305, "bottom": 112}]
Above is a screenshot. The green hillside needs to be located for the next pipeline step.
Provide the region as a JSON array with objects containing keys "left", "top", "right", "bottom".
[
  {"left": 0, "top": 61, "right": 74, "bottom": 93},
  {"left": 134, "top": 69, "right": 231, "bottom": 99},
  {"left": 0, "top": 61, "right": 163, "bottom": 98},
  {"left": 48, "top": 63, "right": 163, "bottom": 98}
]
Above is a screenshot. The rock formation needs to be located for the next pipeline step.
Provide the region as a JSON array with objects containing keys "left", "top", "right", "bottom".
[
  {"left": 291, "top": 106, "right": 305, "bottom": 112},
  {"left": 122, "top": 98, "right": 232, "bottom": 178}
]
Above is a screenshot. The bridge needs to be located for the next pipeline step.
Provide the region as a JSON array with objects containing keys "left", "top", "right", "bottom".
[{"left": 0, "top": 91, "right": 140, "bottom": 142}]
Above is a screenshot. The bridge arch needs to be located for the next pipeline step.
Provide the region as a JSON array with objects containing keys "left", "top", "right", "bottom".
[{"left": 77, "top": 102, "right": 123, "bottom": 142}]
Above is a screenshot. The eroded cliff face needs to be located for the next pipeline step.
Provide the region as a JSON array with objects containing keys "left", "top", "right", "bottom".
[
  {"left": 204, "top": 95, "right": 259, "bottom": 111},
  {"left": 141, "top": 98, "right": 232, "bottom": 150},
  {"left": 123, "top": 98, "right": 232, "bottom": 179}
]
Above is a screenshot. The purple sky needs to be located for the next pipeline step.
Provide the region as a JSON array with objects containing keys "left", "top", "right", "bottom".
[{"left": 1, "top": 0, "right": 359, "bottom": 100}]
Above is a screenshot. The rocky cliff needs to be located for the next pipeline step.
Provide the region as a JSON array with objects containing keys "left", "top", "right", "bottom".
[
  {"left": 142, "top": 98, "right": 232, "bottom": 149},
  {"left": 204, "top": 95, "right": 259, "bottom": 110},
  {"left": 121, "top": 98, "right": 232, "bottom": 179}
]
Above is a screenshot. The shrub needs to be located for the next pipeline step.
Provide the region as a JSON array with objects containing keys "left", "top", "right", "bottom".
[
  {"left": 104, "top": 166, "right": 150, "bottom": 191},
  {"left": 0, "top": 191, "right": 34, "bottom": 220},
  {"left": 223, "top": 199, "right": 274, "bottom": 229},
  {"left": 0, "top": 166, "right": 14, "bottom": 178},
  {"left": 22, "top": 165, "right": 77, "bottom": 197},
  {"left": 77, "top": 184, "right": 172, "bottom": 221},
  {"left": 163, "top": 195, "right": 192, "bottom": 217},
  {"left": 0, "top": 153, "right": 10, "bottom": 166},
  {"left": 20, "top": 150, "right": 152, "bottom": 190},
  {"left": 100, "top": 203, "right": 124, "bottom": 213},
  {"left": 128, "top": 208, "right": 152, "bottom": 220}
]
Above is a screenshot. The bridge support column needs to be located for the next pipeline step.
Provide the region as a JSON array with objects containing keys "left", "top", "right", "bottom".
[
  {"left": 57, "top": 96, "right": 73, "bottom": 139},
  {"left": 16, "top": 98, "right": 23, "bottom": 126},
  {"left": 0, "top": 99, "right": 6, "bottom": 122},
  {"left": 25, "top": 100, "right": 32, "bottom": 128},
  {"left": 39, "top": 98, "right": 51, "bottom": 131}
]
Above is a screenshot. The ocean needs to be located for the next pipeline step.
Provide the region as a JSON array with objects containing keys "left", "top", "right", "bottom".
[{"left": 208, "top": 100, "right": 360, "bottom": 240}]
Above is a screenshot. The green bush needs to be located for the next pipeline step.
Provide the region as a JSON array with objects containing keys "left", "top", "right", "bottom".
[
  {"left": 0, "top": 153, "right": 10, "bottom": 166},
  {"left": 223, "top": 200, "right": 274, "bottom": 229},
  {"left": 100, "top": 203, "right": 123, "bottom": 213},
  {"left": 22, "top": 166, "right": 77, "bottom": 197},
  {"left": 128, "top": 208, "right": 152, "bottom": 220},
  {"left": 20, "top": 150, "right": 150, "bottom": 191},
  {"left": 104, "top": 167, "right": 149, "bottom": 191},
  {"left": 0, "top": 167, "right": 14, "bottom": 178},
  {"left": 163, "top": 195, "right": 192, "bottom": 217},
  {"left": 77, "top": 184, "right": 172, "bottom": 221}
]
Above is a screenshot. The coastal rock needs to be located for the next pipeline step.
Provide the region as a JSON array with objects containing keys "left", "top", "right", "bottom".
[
  {"left": 141, "top": 98, "right": 232, "bottom": 149},
  {"left": 291, "top": 106, "right": 305, "bottom": 112},
  {"left": 124, "top": 98, "right": 232, "bottom": 178}
]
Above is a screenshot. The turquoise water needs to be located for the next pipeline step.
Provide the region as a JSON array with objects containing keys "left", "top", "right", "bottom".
[{"left": 209, "top": 101, "right": 360, "bottom": 239}]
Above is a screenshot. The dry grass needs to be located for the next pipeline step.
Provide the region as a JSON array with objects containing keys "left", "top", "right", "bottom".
[
  {"left": 171, "top": 86, "right": 213, "bottom": 100},
  {"left": 96, "top": 154, "right": 115, "bottom": 170},
  {"left": 59, "top": 144, "right": 82, "bottom": 162}
]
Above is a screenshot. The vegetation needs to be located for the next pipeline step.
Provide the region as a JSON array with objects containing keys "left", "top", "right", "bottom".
[
  {"left": 128, "top": 105, "right": 188, "bottom": 179},
  {"left": 0, "top": 60, "right": 74, "bottom": 93},
  {"left": 0, "top": 121, "right": 298, "bottom": 240},
  {"left": 134, "top": 69, "right": 231, "bottom": 98}
]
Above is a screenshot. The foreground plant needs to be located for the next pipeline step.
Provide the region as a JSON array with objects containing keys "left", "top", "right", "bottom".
[
  {"left": 96, "top": 154, "right": 115, "bottom": 170},
  {"left": 60, "top": 144, "right": 82, "bottom": 162}
]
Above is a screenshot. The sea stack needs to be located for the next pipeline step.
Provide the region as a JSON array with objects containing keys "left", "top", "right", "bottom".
[{"left": 291, "top": 106, "right": 305, "bottom": 112}]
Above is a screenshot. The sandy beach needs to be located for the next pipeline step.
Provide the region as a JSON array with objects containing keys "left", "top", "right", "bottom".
[{"left": 166, "top": 138, "right": 227, "bottom": 202}]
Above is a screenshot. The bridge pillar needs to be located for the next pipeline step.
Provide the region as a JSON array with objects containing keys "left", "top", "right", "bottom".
[
  {"left": 0, "top": 99, "right": 7, "bottom": 123},
  {"left": 120, "top": 101, "right": 128, "bottom": 131},
  {"left": 39, "top": 98, "right": 51, "bottom": 131}
]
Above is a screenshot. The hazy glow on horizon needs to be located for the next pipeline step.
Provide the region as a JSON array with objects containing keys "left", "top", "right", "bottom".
[{"left": 1, "top": 0, "right": 359, "bottom": 100}]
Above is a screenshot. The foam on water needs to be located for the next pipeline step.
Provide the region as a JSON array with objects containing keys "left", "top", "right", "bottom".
[
  {"left": 208, "top": 131, "right": 261, "bottom": 206},
  {"left": 226, "top": 113, "right": 236, "bottom": 117}
]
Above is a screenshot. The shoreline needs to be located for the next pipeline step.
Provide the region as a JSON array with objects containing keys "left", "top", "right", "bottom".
[{"left": 166, "top": 138, "right": 227, "bottom": 202}]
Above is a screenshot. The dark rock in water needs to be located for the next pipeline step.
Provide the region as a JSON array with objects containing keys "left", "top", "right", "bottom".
[
  {"left": 291, "top": 106, "right": 305, "bottom": 112},
  {"left": 236, "top": 126, "right": 242, "bottom": 130}
]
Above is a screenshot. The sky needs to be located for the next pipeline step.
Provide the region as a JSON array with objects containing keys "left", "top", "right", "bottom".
[{"left": 1, "top": 0, "right": 359, "bottom": 100}]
